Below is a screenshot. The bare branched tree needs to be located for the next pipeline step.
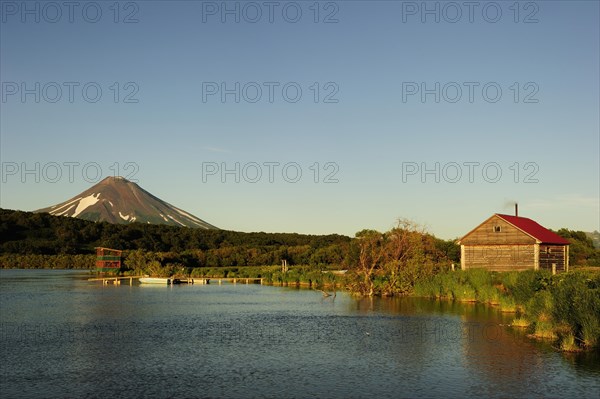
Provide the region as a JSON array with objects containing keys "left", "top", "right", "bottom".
[
  {"left": 351, "top": 229, "right": 385, "bottom": 296},
  {"left": 350, "top": 218, "right": 447, "bottom": 296}
]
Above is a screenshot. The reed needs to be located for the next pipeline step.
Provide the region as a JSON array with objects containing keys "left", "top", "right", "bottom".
[
  {"left": 559, "top": 333, "right": 580, "bottom": 352},
  {"left": 512, "top": 317, "right": 530, "bottom": 328},
  {"left": 499, "top": 295, "right": 517, "bottom": 313}
]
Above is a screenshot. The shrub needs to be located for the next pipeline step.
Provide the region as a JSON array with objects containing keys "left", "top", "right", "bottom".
[
  {"left": 550, "top": 271, "right": 600, "bottom": 348},
  {"left": 503, "top": 269, "right": 552, "bottom": 304}
]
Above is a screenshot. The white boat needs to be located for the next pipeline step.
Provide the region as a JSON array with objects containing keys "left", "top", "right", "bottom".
[{"left": 139, "top": 277, "right": 180, "bottom": 285}]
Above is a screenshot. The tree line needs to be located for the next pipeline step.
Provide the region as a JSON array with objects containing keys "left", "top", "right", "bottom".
[
  {"left": 0, "top": 208, "right": 351, "bottom": 267},
  {"left": 1, "top": 208, "right": 597, "bottom": 276}
]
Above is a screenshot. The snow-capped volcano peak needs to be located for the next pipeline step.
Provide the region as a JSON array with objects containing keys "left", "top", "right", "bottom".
[{"left": 36, "top": 176, "right": 217, "bottom": 229}]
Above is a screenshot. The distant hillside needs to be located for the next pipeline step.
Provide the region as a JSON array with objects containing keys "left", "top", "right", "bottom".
[
  {"left": 586, "top": 231, "right": 600, "bottom": 249},
  {"left": 555, "top": 228, "right": 600, "bottom": 266},
  {"left": 36, "top": 176, "right": 217, "bottom": 229}
]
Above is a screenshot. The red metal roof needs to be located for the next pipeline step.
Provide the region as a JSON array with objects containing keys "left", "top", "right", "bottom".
[{"left": 495, "top": 214, "right": 570, "bottom": 245}]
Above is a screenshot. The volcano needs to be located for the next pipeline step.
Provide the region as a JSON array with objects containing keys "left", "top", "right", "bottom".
[{"left": 35, "top": 176, "right": 217, "bottom": 229}]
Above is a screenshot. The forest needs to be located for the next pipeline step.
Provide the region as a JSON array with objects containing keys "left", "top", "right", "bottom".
[
  {"left": 1, "top": 208, "right": 597, "bottom": 273},
  {"left": 0, "top": 208, "right": 352, "bottom": 268}
]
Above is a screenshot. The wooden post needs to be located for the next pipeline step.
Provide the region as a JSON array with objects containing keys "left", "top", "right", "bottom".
[
  {"left": 282, "top": 259, "right": 288, "bottom": 273},
  {"left": 552, "top": 263, "right": 556, "bottom": 275},
  {"left": 451, "top": 263, "right": 455, "bottom": 271}
]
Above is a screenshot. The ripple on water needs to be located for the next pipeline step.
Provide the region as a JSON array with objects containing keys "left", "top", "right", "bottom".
[{"left": 1, "top": 271, "right": 599, "bottom": 398}]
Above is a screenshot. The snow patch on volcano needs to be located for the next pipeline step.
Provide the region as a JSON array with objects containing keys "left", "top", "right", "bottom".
[
  {"left": 49, "top": 197, "right": 82, "bottom": 215},
  {"left": 72, "top": 193, "right": 101, "bottom": 217}
]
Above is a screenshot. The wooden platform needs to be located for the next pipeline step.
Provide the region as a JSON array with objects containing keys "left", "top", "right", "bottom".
[
  {"left": 212, "top": 277, "right": 264, "bottom": 285},
  {"left": 88, "top": 276, "right": 210, "bottom": 285},
  {"left": 88, "top": 276, "right": 264, "bottom": 285}
]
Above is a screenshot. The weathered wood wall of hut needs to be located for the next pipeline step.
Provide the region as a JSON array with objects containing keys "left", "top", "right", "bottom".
[
  {"left": 539, "top": 245, "right": 566, "bottom": 272},
  {"left": 460, "top": 216, "right": 536, "bottom": 245},
  {"left": 462, "top": 244, "right": 536, "bottom": 271}
]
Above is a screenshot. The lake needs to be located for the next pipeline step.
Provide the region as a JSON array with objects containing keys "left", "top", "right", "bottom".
[{"left": 1, "top": 269, "right": 598, "bottom": 398}]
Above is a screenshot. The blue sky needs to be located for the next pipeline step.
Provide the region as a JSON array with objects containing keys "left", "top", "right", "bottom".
[{"left": 1, "top": 0, "right": 599, "bottom": 239}]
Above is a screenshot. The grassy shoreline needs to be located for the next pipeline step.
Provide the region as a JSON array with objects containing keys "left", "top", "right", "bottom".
[{"left": 413, "top": 268, "right": 600, "bottom": 352}]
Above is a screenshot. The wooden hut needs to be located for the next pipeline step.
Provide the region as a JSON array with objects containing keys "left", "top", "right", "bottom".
[
  {"left": 95, "top": 247, "right": 122, "bottom": 272},
  {"left": 458, "top": 210, "right": 569, "bottom": 273}
]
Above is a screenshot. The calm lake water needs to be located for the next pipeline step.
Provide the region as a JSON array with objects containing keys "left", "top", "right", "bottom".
[{"left": 1, "top": 270, "right": 598, "bottom": 398}]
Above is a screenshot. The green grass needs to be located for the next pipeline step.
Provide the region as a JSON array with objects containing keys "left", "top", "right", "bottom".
[
  {"left": 476, "top": 284, "right": 501, "bottom": 305},
  {"left": 533, "top": 320, "right": 557, "bottom": 340},
  {"left": 414, "top": 270, "right": 503, "bottom": 304},
  {"left": 188, "top": 265, "right": 345, "bottom": 288},
  {"left": 550, "top": 270, "right": 600, "bottom": 349},
  {"left": 412, "top": 278, "right": 440, "bottom": 297},
  {"left": 581, "top": 322, "right": 599, "bottom": 348},
  {"left": 526, "top": 290, "right": 555, "bottom": 319},
  {"left": 512, "top": 317, "right": 531, "bottom": 328},
  {"left": 559, "top": 333, "right": 580, "bottom": 352},
  {"left": 464, "top": 268, "right": 494, "bottom": 289},
  {"left": 451, "top": 283, "right": 477, "bottom": 302},
  {"left": 499, "top": 295, "right": 517, "bottom": 313}
]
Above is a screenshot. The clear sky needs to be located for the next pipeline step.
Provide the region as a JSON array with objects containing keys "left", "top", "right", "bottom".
[{"left": 1, "top": 0, "right": 599, "bottom": 239}]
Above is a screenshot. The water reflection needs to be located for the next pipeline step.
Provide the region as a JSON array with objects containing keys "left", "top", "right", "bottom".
[
  {"left": 351, "top": 295, "right": 600, "bottom": 395},
  {"left": 1, "top": 270, "right": 599, "bottom": 398}
]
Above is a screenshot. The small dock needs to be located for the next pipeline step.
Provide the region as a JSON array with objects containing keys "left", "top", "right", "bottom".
[
  {"left": 88, "top": 276, "right": 264, "bottom": 285},
  {"left": 88, "top": 276, "right": 143, "bottom": 285},
  {"left": 212, "top": 277, "right": 264, "bottom": 285},
  {"left": 88, "top": 276, "right": 211, "bottom": 285}
]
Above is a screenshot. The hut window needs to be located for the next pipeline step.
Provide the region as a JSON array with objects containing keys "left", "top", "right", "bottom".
[
  {"left": 493, "top": 226, "right": 501, "bottom": 232},
  {"left": 545, "top": 247, "right": 551, "bottom": 254}
]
